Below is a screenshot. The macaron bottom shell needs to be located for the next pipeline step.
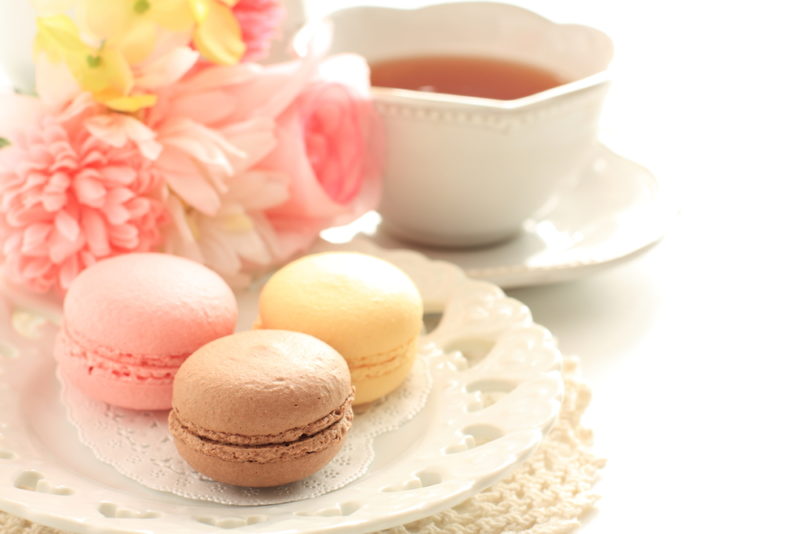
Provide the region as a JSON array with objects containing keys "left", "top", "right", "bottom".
[
  {"left": 171, "top": 432, "right": 349, "bottom": 488},
  {"left": 55, "top": 332, "right": 175, "bottom": 411},
  {"left": 352, "top": 342, "right": 417, "bottom": 406}
]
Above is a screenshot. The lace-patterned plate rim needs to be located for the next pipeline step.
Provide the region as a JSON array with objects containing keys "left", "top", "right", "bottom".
[{"left": 0, "top": 244, "right": 563, "bottom": 534}]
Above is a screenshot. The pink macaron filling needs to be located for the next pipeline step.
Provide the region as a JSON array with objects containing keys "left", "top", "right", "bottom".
[
  {"left": 55, "top": 326, "right": 191, "bottom": 411},
  {"left": 58, "top": 325, "right": 188, "bottom": 383},
  {"left": 61, "top": 324, "right": 189, "bottom": 381}
]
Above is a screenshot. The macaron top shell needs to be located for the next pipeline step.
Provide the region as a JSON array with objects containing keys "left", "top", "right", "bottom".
[
  {"left": 63, "top": 253, "right": 237, "bottom": 357},
  {"left": 256, "top": 252, "right": 423, "bottom": 358},
  {"left": 172, "top": 330, "right": 352, "bottom": 437}
]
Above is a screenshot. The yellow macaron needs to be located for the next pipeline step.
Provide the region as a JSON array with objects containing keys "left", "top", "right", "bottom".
[{"left": 255, "top": 252, "right": 422, "bottom": 405}]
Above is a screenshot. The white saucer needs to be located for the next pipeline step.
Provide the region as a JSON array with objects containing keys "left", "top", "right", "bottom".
[{"left": 321, "top": 145, "right": 672, "bottom": 288}]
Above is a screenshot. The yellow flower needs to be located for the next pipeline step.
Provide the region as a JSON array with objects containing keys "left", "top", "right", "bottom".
[
  {"left": 34, "top": 15, "right": 156, "bottom": 112},
  {"left": 32, "top": 1, "right": 246, "bottom": 113},
  {"left": 79, "top": 0, "right": 195, "bottom": 64},
  {"left": 80, "top": 0, "right": 245, "bottom": 66},
  {"left": 189, "top": 0, "right": 245, "bottom": 65}
]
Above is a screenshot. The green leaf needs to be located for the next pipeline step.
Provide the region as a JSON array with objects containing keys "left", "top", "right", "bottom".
[{"left": 0, "top": 138, "right": 10, "bottom": 149}]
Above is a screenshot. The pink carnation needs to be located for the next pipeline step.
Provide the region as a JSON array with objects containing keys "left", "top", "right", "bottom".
[
  {"left": 0, "top": 103, "right": 167, "bottom": 294},
  {"left": 232, "top": 0, "right": 286, "bottom": 62}
]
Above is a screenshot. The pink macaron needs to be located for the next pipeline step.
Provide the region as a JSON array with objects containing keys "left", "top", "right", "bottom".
[{"left": 55, "top": 253, "right": 238, "bottom": 411}]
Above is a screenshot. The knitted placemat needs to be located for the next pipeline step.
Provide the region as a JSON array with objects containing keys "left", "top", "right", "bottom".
[{"left": 0, "top": 357, "right": 603, "bottom": 534}]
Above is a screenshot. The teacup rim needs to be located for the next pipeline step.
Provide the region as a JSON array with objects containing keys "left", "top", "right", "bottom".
[
  {"left": 367, "top": 70, "right": 611, "bottom": 111},
  {"left": 294, "top": 1, "right": 614, "bottom": 110}
]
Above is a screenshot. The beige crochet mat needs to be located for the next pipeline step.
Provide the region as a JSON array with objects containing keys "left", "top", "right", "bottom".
[{"left": 0, "top": 357, "right": 604, "bottom": 534}]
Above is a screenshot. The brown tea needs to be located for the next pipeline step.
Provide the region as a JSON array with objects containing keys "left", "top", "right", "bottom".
[{"left": 369, "top": 55, "right": 564, "bottom": 100}]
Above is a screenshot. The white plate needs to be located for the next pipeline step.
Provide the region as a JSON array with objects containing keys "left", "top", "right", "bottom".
[
  {"left": 0, "top": 246, "right": 562, "bottom": 534},
  {"left": 321, "top": 145, "right": 672, "bottom": 288}
]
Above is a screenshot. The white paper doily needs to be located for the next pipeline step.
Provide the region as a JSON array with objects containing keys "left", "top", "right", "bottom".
[
  {"left": 57, "top": 347, "right": 433, "bottom": 506},
  {"left": 0, "top": 244, "right": 562, "bottom": 534}
]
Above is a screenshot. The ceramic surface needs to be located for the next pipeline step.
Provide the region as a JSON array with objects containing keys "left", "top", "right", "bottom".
[
  {"left": 321, "top": 146, "right": 672, "bottom": 288},
  {"left": 299, "top": 2, "right": 613, "bottom": 247}
]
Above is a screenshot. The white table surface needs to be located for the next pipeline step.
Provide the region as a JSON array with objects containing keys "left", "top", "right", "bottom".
[
  {"left": 4, "top": 1, "right": 800, "bottom": 533},
  {"left": 307, "top": 0, "right": 800, "bottom": 532}
]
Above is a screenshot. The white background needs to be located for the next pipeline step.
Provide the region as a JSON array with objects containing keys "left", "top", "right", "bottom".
[{"left": 4, "top": 1, "right": 800, "bottom": 532}]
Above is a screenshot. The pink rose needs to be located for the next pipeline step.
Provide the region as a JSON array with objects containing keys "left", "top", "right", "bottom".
[{"left": 263, "top": 55, "right": 383, "bottom": 257}]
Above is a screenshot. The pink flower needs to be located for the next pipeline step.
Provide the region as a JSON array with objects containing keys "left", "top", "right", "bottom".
[
  {"left": 145, "top": 53, "right": 326, "bottom": 283},
  {"left": 232, "top": 0, "right": 286, "bottom": 62},
  {"left": 0, "top": 98, "right": 167, "bottom": 294},
  {"left": 263, "top": 54, "right": 382, "bottom": 258},
  {"left": 144, "top": 57, "right": 321, "bottom": 219},
  {"left": 163, "top": 170, "right": 290, "bottom": 287},
  {"left": 151, "top": 52, "right": 381, "bottom": 279}
]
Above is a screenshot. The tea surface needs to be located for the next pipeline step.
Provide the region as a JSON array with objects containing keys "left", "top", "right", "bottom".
[{"left": 370, "top": 55, "right": 563, "bottom": 100}]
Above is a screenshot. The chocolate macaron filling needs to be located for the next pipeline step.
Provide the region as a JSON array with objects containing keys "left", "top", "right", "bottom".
[{"left": 169, "top": 393, "right": 354, "bottom": 464}]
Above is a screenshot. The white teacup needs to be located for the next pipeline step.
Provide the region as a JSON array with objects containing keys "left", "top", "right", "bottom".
[{"left": 308, "top": 2, "right": 614, "bottom": 248}]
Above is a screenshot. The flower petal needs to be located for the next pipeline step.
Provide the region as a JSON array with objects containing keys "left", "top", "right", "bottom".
[
  {"left": 109, "top": 223, "right": 138, "bottom": 249},
  {"left": 21, "top": 223, "right": 52, "bottom": 255},
  {"left": 103, "top": 203, "right": 130, "bottom": 225},
  {"left": 192, "top": 0, "right": 245, "bottom": 65},
  {"left": 75, "top": 175, "right": 106, "bottom": 206},
  {"left": 58, "top": 254, "right": 80, "bottom": 291},
  {"left": 168, "top": 90, "right": 236, "bottom": 125},
  {"left": 102, "top": 93, "right": 158, "bottom": 113},
  {"left": 158, "top": 147, "right": 221, "bottom": 215},
  {"left": 100, "top": 165, "right": 137, "bottom": 185},
  {"left": 107, "top": 187, "right": 135, "bottom": 205},
  {"left": 158, "top": 119, "right": 243, "bottom": 188},
  {"left": 81, "top": 209, "right": 110, "bottom": 257},
  {"left": 48, "top": 229, "right": 82, "bottom": 263},
  {"left": 136, "top": 46, "right": 200, "bottom": 90},
  {"left": 55, "top": 210, "right": 80, "bottom": 241},
  {"left": 23, "top": 256, "right": 53, "bottom": 279}
]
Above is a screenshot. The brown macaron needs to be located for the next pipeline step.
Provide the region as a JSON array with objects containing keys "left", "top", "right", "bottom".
[{"left": 169, "top": 329, "right": 354, "bottom": 487}]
